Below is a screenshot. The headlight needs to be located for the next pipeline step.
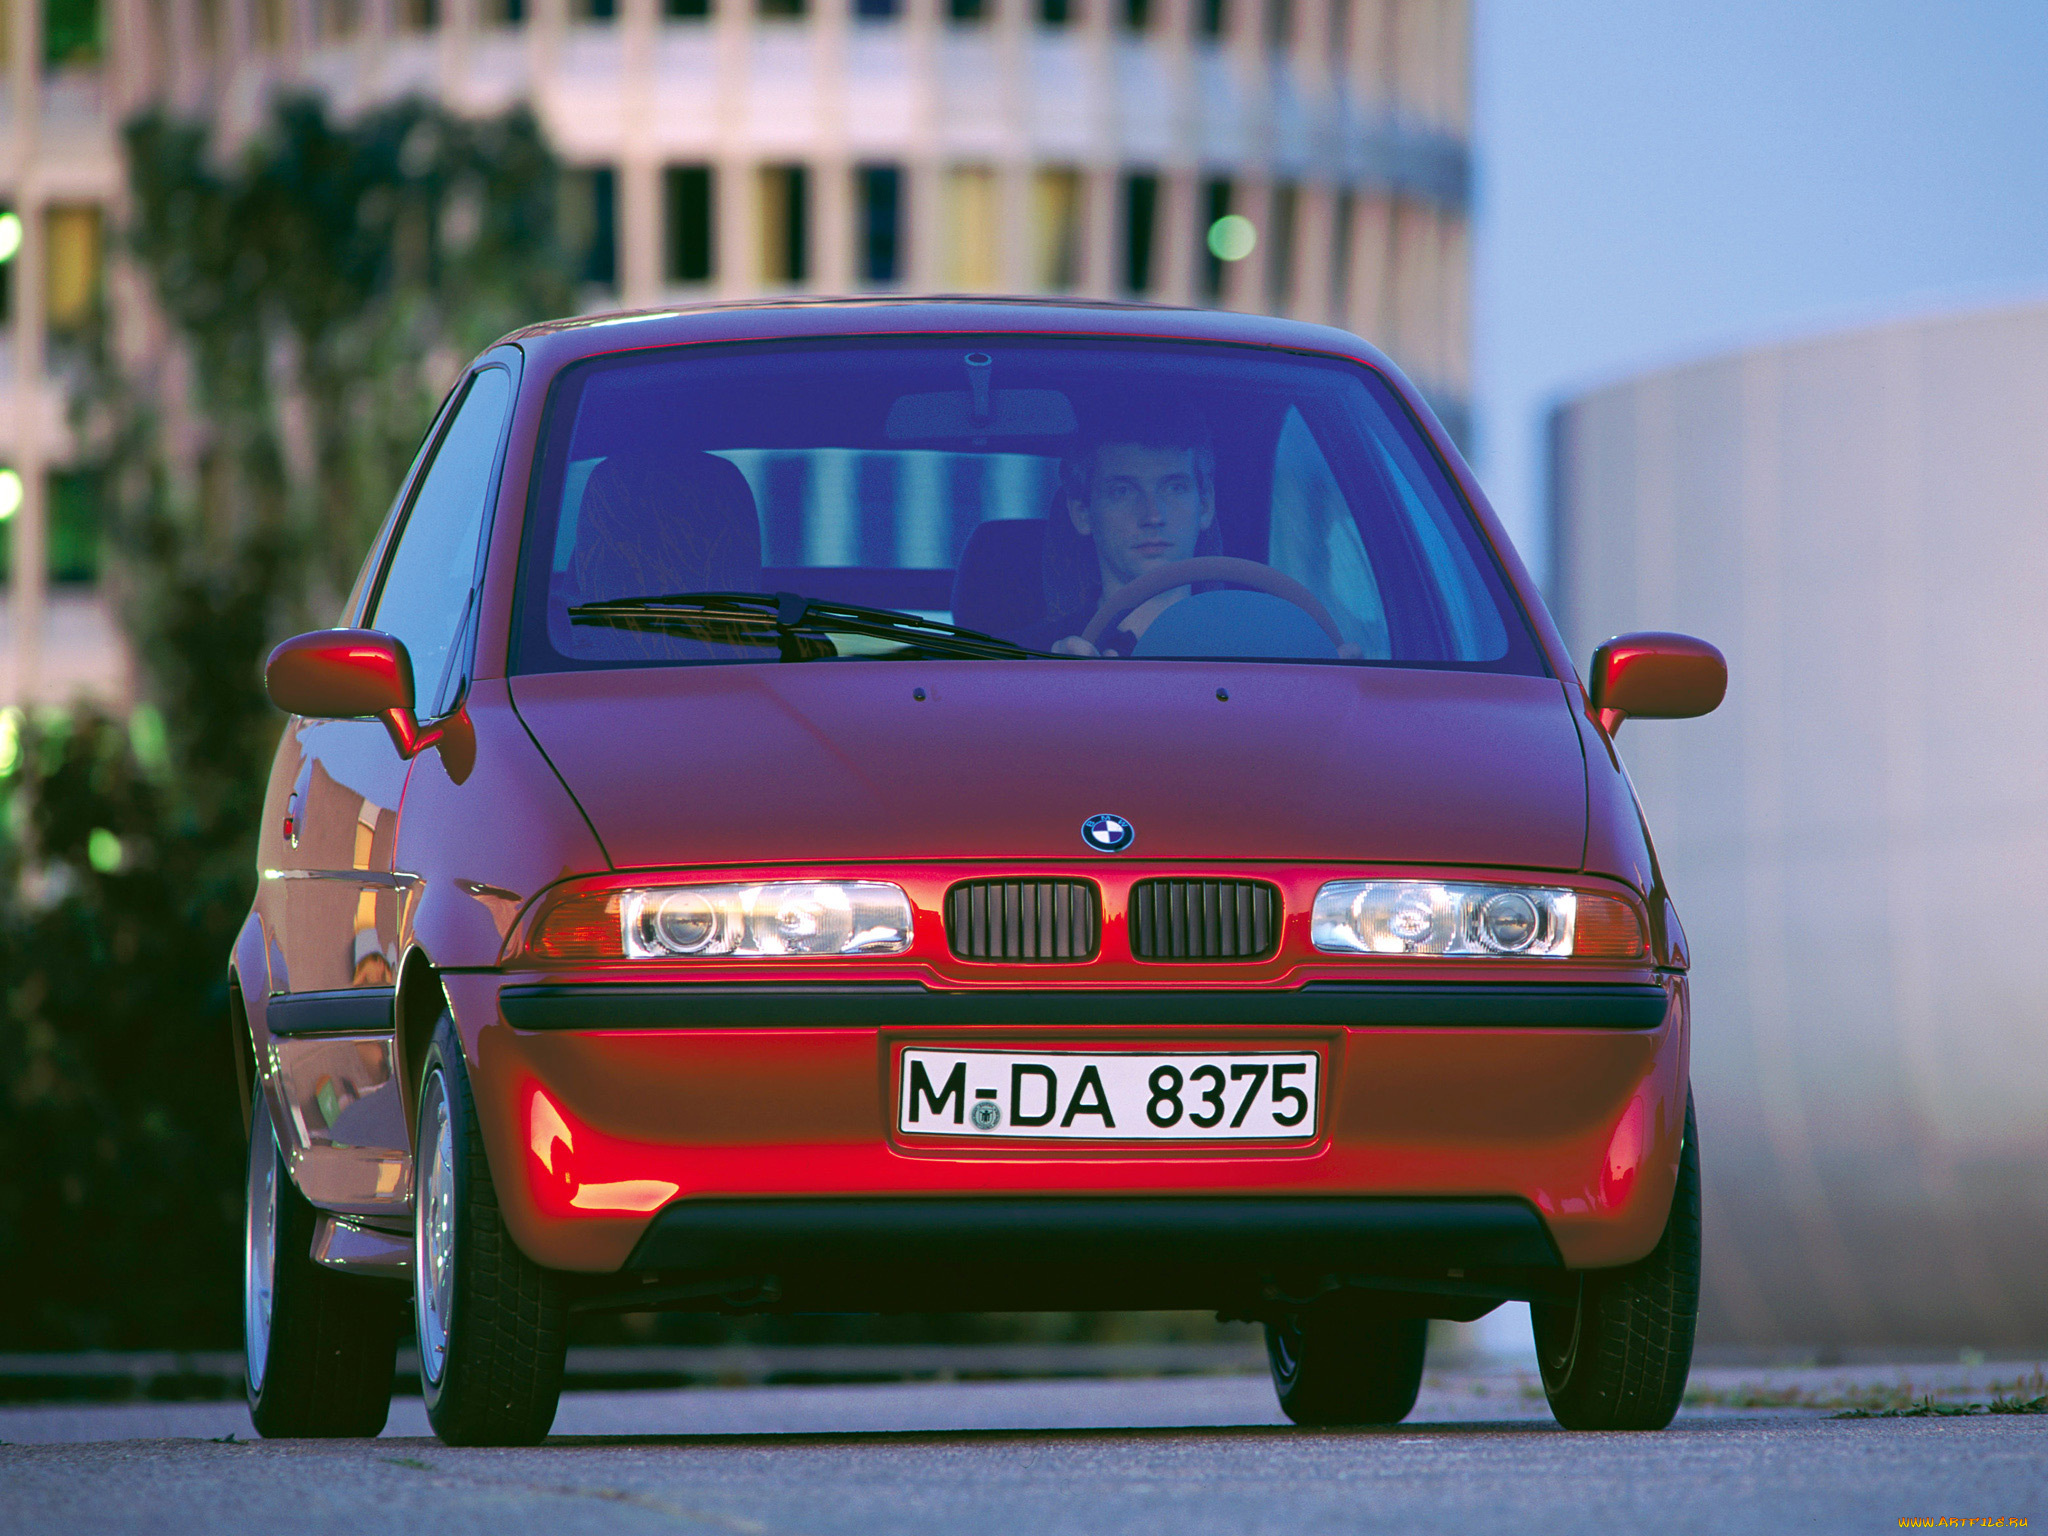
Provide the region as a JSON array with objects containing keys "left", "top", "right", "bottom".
[
  {"left": 1311, "top": 881, "right": 1643, "bottom": 959},
  {"left": 525, "top": 881, "right": 913, "bottom": 960}
]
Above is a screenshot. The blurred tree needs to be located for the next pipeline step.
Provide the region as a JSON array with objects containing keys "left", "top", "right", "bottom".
[{"left": 0, "top": 96, "right": 572, "bottom": 1348}]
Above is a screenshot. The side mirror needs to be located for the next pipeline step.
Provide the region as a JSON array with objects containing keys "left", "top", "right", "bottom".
[
  {"left": 1588, "top": 632, "right": 1727, "bottom": 737},
  {"left": 265, "top": 629, "right": 451, "bottom": 759}
]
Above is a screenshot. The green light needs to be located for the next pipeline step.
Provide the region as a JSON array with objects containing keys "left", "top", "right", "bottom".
[
  {"left": 1206, "top": 214, "right": 1257, "bottom": 263},
  {"left": 0, "top": 212, "right": 22, "bottom": 264},
  {"left": 0, "top": 468, "right": 21, "bottom": 522},
  {"left": 88, "top": 828, "right": 124, "bottom": 874}
]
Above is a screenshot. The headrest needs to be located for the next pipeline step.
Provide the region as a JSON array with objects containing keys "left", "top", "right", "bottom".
[
  {"left": 568, "top": 450, "right": 763, "bottom": 603},
  {"left": 951, "top": 518, "right": 1050, "bottom": 639}
]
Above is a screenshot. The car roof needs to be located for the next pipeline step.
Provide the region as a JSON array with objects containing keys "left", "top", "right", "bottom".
[{"left": 495, "top": 295, "right": 1396, "bottom": 374}]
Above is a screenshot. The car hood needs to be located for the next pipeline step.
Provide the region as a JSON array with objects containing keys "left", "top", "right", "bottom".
[{"left": 509, "top": 662, "right": 1587, "bottom": 871}]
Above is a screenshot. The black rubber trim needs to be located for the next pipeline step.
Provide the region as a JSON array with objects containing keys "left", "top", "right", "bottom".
[
  {"left": 265, "top": 987, "right": 396, "bottom": 1037},
  {"left": 498, "top": 982, "right": 1669, "bottom": 1032},
  {"left": 623, "top": 1196, "right": 1563, "bottom": 1276}
]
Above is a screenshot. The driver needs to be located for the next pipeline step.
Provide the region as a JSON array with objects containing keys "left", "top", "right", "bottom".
[{"left": 1032, "top": 406, "right": 1220, "bottom": 656}]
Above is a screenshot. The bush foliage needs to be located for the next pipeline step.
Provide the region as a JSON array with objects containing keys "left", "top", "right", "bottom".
[{"left": 0, "top": 97, "right": 571, "bottom": 1348}]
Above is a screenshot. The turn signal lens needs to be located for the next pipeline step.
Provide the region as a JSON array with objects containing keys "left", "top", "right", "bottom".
[
  {"left": 524, "top": 889, "right": 624, "bottom": 961},
  {"left": 1313, "top": 880, "right": 1588, "bottom": 957},
  {"left": 1571, "top": 893, "right": 1647, "bottom": 959}
]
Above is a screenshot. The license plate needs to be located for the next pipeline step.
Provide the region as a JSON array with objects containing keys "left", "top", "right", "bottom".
[{"left": 896, "top": 1048, "right": 1320, "bottom": 1141}]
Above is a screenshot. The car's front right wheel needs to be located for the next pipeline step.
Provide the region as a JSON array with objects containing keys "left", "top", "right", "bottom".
[
  {"left": 414, "top": 1013, "right": 568, "bottom": 1447},
  {"left": 1532, "top": 1089, "right": 1701, "bottom": 1430},
  {"left": 243, "top": 1109, "right": 400, "bottom": 1438}
]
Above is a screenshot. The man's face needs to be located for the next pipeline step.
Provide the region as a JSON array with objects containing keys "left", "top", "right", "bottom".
[{"left": 1067, "top": 443, "right": 1215, "bottom": 591}]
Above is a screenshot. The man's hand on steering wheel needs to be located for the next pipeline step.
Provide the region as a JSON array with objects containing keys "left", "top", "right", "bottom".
[{"left": 1075, "top": 556, "right": 1351, "bottom": 653}]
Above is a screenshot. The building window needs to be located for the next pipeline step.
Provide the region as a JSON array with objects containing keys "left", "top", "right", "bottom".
[
  {"left": 1032, "top": 168, "right": 1080, "bottom": 292},
  {"left": 1039, "top": 0, "right": 1072, "bottom": 24},
  {"left": 49, "top": 471, "right": 102, "bottom": 586},
  {"left": 1121, "top": 172, "right": 1158, "bottom": 296},
  {"left": 858, "top": 165, "right": 901, "bottom": 286},
  {"left": 572, "top": 0, "right": 615, "bottom": 18},
  {"left": 1200, "top": 179, "right": 1230, "bottom": 302},
  {"left": 45, "top": 0, "right": 102, "bottom": 65},
  {"left": 856, "top": 0, "right": 900, "bottom": 16},
  {"left": 1122, "top": 0, "right": 1149, "bottom": 31},
  {"left": 759, "top": 165, "right": 809, "bottom": 286},
  {"left": 665, "top": 166, "right": 715, "bottom": 284},
  {"left": 949, "top": 0, "right": 988, "bottom": 20},
  {"left": 758, "top": 0, "right": 805, "bottom": 16},
  {"left": 665, "top": 0, "right": 711, "bottom": 15},
  {"left": 564, "top": 167, "right": 618, "bottom": 288},
  {"left": 1198, "top": 0, "right": 1225, "bottom": 38},
  {"left": 486, "top": 0, "right": 529, "bottom": 22},
  {"left": 399, "top": 0, "right": 440, "bottom": 30},
  {"left": 46, "top": 205, "right": 103, "bottom": 339}
]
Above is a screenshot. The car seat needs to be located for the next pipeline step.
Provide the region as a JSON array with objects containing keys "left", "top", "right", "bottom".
[
  {"left": 949, "top": 518, "right": 1050, "bottom": 639},
  {"left": 553, "top": 450, "right": 764, "bottom": 661}
]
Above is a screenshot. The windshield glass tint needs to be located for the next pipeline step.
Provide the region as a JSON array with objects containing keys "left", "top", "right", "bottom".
[{"left": 512, "top": 339, "right": 1541, "bottom": 674}]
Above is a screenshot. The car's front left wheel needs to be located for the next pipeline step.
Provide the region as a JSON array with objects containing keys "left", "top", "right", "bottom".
[
  {"left": 414, "top": 1013, "right": 568, "bottom": 1447},
  {"left": 244, "top": 1110, "right": 401, "bottom": 1437}
]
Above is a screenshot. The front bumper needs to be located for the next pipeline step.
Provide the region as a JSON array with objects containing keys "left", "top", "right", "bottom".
[{"left": 446, "top": 971, "right": 1690, "bottom": 1288}]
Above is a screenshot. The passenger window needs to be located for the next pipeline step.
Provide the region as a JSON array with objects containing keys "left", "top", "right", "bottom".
[
  {"left": 1267, "top": 407, "right": 1391, "bottom": 658},
  {"left": 1369, "top": 430, "right": 1508, "bottom": 660},
  {"left": 371, "top": 367, "right": 513, "bottom": 714}
]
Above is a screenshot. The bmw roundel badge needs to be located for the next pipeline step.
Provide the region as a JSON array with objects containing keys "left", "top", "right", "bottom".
[{"left": 1081, "top": 813, "right": 1136, "bottom": 853}]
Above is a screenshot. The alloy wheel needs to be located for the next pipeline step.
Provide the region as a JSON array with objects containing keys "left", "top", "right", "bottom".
[
  {"left": 414, "top": 1071, "right": 456, "bottom": 1387},
  {"left": 244, "top": 1114, "right": 279, "bottom": 1393}
]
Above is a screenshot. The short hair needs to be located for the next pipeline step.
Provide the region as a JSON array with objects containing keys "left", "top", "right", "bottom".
[
  {"left": 1043, "top": 404, "right": 1222, "bottom": 621},
  {"left": 1057, "top": 405, "right": 1217, "bottom": 505}
]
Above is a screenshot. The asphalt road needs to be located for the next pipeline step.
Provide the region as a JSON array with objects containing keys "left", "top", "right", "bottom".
[{"left": 4, "top": 1372, "right": 2042, "bottom": 1535}]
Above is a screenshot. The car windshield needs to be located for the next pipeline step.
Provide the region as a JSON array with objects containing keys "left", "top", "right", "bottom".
[{"left": 511, "top": 337, "right": 1543, "bottom": 675}]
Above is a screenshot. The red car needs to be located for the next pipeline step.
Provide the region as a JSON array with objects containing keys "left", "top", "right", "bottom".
[{"left": 235, "top": 298, "right": 1725, "bottom": 1446}]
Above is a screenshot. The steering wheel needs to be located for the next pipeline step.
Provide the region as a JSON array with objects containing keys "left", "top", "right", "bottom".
[{"left": 1079, "top": 556, "right": 1346, "bottom": 652}]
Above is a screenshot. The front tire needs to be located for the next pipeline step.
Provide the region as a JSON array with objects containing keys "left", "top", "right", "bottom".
[
  {"left": 1532, "top": 1090, "right": 1701, "bottom": 1430},
  {"left": 244, "top": 1111, "right": 400, "bottom": 1437},
  {"left": 1265, "top": 1300, "right": 1428, "bottom": 1425},
  {"left": 415, "top": 1013, "right": 568, "bottom": 1446}
]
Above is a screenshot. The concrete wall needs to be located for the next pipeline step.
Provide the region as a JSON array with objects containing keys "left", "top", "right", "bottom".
[{"left": 1552, "top": 299, "right": 2048, "bottom": 1348}]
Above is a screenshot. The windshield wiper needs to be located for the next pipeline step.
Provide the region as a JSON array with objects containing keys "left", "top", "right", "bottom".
[{"left": 566, "top": 590, "right": 1040, "bottom": 661}]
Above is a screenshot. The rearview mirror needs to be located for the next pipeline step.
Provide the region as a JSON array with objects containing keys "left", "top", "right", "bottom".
[
  {"left": 265, "top": 629, "right": 454, "bottom": 760},
  {"left": 1588, "top": 632, "right": 1727, "bottom": 737}
]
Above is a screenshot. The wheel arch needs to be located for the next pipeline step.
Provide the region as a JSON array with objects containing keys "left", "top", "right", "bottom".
[
  {"left": 395, "top": 946, "right": 452, "bottom": 1133},
  {"left": 228, "top": 970, "right": 256, "bottom": 1136}
]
